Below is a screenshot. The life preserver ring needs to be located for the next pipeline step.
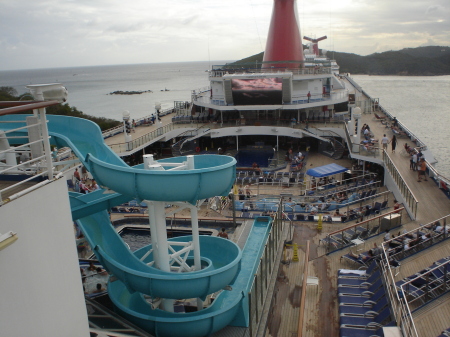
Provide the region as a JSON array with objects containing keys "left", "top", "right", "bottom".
[{"left": 195, "top": 147, "right": 200, "bottom": 153}]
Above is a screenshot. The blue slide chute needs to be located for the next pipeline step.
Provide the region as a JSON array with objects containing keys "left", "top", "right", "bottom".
[{"left": 0, "top": 114, "right": 273, "bottom": 337}]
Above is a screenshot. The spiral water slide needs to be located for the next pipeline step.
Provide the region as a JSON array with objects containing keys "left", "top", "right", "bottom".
[{"left": 0, "top": 115, "right": 272, "bottom": 336}]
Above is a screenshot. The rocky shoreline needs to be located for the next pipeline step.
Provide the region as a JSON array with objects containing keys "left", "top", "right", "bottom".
[{"left": 109, "top": 90, "right": 153, "bottom": 95}]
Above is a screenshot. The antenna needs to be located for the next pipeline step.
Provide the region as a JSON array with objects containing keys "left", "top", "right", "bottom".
[{"left": 303, "top": 36, "right": 327, "bottom": 56}]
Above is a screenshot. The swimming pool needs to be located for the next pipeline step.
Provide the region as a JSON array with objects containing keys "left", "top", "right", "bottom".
[
  {"left": 235, "top": 149, "right": 274, "bottom": 167},
  {"left": 118, "top": 227, "right": 214, "bottom": 251}
]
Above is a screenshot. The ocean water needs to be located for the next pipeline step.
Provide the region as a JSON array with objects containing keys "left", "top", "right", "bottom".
[
  {"left": 0, "top": 61, "right": 222, "bottom": 120},
  {"left": 352, "top": 75, "right": 450, "bottom": 177},
  {"left": 0, "top": 64, "right": 448, "bottom": 177}
]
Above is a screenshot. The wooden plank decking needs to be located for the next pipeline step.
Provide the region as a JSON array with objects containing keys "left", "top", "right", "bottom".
[{"left": 264, "top": 108, "right": 450, "bottom": 337}]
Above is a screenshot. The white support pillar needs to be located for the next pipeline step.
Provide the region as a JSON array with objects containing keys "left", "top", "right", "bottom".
[
  {"left": 38, "top": 108, "right": 53, "bottom": 179},
  {"left": 236, "top": 135, "right": 239, "bottom": 151},
  {"left": 147, "top": 201, "right": 160, "bottom": 269},
  {"left": 0, "top": 131, "right": 17, "bottom": 167},
  {"left": 153, "top": 200, "right": 174, "bottom": 312},
  {"left": 189, "top": 205, "right": 201, "bottom": 271},
  {"left": 143, "top": 154, "right": 156, "bottom": 169},
  {"left": 189, "top": 204, "right": 204, "bottom": 311}
]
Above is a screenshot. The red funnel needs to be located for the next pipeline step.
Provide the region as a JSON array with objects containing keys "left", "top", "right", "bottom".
[{"left": 262, "top": 0, "right": 304, "bottom": 69}]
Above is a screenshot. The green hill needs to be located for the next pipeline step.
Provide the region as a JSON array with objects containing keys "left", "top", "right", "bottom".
[{"left": 228, "top": 46, "right": 450, "bottom": 75}]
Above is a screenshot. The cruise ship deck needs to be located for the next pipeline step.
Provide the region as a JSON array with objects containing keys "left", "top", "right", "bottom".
[{"left": 97, "top": 87, "right": 450, "bottom": 337}]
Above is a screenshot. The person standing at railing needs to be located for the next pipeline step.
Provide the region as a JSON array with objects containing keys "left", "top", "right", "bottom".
[
  {"left": 307, "top": 91, "right": 311, "bottom": 103},
  {"left": 417, "top": 158, "right": 428, "bottom": 182},
  {"left": 74, "top": 168, "right": 81, "bottom": 182}
]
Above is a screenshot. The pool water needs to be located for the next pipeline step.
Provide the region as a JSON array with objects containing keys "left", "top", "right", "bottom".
[
  {"left": 235, "top": 149, "right": 274, "bottom": 167},
  {"left": 119, "top": 227, "right": 214, "bottom": 251}
]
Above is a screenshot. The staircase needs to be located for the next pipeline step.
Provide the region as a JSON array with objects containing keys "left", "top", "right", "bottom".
[
  {"left": 332, "top": 138, "right": 347, "bottom": 159},
  {"left": 171, "top": 137, "right": 187, "bottom": 157}
]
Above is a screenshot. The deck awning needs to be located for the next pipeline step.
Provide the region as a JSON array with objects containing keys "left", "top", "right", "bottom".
[{"left": 306, "top": 163, "right": 348, "bottom": 177}]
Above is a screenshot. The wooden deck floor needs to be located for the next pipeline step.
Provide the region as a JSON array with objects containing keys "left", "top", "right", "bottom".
[{"left": 264, "top": 110, "right": 450, "bottom": 337}]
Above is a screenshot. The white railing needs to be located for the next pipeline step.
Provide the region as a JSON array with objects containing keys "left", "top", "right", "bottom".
[
  {"left": 0, "top": 104, "right": 57, "bottom": 203},
  {"left": 380, "top": 214, "right": 450, "bottom": 337}
]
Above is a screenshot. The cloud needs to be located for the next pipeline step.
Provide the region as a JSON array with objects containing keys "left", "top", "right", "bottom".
[{"left": 0, "top": 0, "right": 449, "bottom": 70}]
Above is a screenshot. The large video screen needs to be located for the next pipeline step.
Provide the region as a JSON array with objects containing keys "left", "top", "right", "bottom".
[{"left": 231, "top": 77, "right": 283, "bottom": 105}]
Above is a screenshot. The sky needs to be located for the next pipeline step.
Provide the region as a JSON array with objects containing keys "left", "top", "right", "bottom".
[{"left": 1, "top": 0, "right": 449, "bottom": 71}]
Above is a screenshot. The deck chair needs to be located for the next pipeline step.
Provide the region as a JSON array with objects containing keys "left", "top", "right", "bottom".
[
  {"left": 339, "top": 294, "right": 388, "bottom": 316},
  {"left": 339, "top": 326, "right": 384, "bottom": 337},
  {"left": 338, "top": 270, "right": 381, "bottom": 287},
  {"left": 273, "top": 172, "right": 283, "bottom": 185},
  {"left": 373, "top": 113, "right": 386, "bottom": 121},
  {"left": 320, "top": 236, "right": 342, "bottom": 249},
  {"left": 339, "top": 261, "right": 379, "bottom": 280},
  {"left": 358, "top": 229, "right": 370, "bottom": 239},
  {"left": 339, "top": 287, "right": 386, "bottom": 307},
  {"left": 340, "top": 307, "right": 391, "bottom": 329},
  {"left": 371, "top": 202, "right": 382, "bottom": 216},
  {"left": 341, "top": 327, "right": 384, "bottom": 337},
  {"left": 368, "top": 225, "right": 380, "bottom": 236},
  {"left": 338, "top": 278, "right": 383, "bottom": 297},
  {"left": 340, "top": 253, "right": 373, "bottom": 267}
]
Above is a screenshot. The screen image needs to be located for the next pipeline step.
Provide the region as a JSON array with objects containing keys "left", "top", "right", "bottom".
[{"left": 231, "top": 77, "right": 283, "bottom": 105}]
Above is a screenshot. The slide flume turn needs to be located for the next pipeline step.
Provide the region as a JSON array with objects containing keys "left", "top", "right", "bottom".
[{"left": 0, "top": 114, "right": 272, "bottom": 337}]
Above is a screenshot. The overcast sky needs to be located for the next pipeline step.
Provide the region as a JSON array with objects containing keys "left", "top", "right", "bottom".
[{"left": 1, "top": 0, "right": 449, "bottom": 71}]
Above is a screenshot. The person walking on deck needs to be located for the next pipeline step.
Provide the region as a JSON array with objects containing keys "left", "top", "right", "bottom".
[
  {"left": 381, "top": 134, "right": 389, "bottom": 150},
  {"left": 391, "top": 134, "right": 397, "bottom": 153}
]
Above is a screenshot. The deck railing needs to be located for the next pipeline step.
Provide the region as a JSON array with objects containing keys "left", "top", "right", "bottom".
[
  {"left": 108, "top": 123, "right": 177, "bottom": 153},
  {"left": 248, "top": 212, "right": 285, "bottom": 337},
  {"left": 379, "top": 214, "right": 450, "bottom": 337},
  {"left": 319, "top": 207, "right": 403, "bottom": 256},
  {"left": 383, "top": 215, "right": 449, "bottom": 262},
  {"left": 379, "top": 250, "right": 419, "bottom": 337},
  {"left": 0, "top": 102, "right": 60, "bottom": 203},
  {"left": 382, "top": 150, "right": 419, "bottom": 219}
]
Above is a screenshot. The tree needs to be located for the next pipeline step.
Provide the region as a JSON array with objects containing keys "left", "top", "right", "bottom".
[{"left": 0, "top": 86, "right": 18, "bottom": 101}]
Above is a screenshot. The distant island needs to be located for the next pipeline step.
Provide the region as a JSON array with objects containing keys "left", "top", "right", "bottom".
[
  {"left": 109, "top": 90, "right": 153, "bottom": 95},
  {"left": 230, "top": 45, "right": 450, "bottom": 76}
]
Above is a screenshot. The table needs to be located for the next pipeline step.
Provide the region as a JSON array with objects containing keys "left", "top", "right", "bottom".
[{"left": 351, "top": 238, "right": 365, "bottom": 251}]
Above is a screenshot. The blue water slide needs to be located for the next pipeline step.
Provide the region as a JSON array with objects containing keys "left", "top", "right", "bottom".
[
  {"left": 0, "top": 115, "right": 236, "bottom": 203},
  {"left": 108, "top": 217, "right": 272, "bottom": 337},
  {"left": 1, "top": 114, "right": 271, "bottom": 336},
  {"left": 74, "top": 208, "right": 242, "bottom": 300}
]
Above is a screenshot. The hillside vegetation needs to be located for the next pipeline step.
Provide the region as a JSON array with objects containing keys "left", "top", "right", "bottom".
[
  {"left": 0, "top": 86, "right": 121, "bottom": 131},
  {"left": 228, "top": 46, "right": 450, "bottom": 75}
]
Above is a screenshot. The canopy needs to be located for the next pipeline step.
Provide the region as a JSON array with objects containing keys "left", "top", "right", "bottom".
[{"left": 306, "top": 163, "right": 348, "bottom": 178}]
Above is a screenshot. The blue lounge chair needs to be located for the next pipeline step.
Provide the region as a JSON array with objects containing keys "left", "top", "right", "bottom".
[
  {"left": 340, "top": 326, "right": 385, "bottom": 337},
  {"left": 338, "top": 278, "right": 383, "bottom": 296},
  {"left": 338, "top": 270, "right": 381, "bottom": 287},
  {"left": 339, "top": 261, "right": 378, "bottom": 280},
  {"left": 339, "top": 288, "right": 385, "bottom": 306},
  {"left": 340, "top": 306, "right": 391, "bottom": 327},
  {"left": 339, "top": 295, "right": 388, "bottom": 316}
]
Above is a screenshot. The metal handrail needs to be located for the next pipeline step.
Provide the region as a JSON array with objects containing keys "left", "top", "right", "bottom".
[
  {"left": 248, "top": 212, "right": 285, "bottom": 337},
  {"left": 379, "top": 249, "right": 419, "bottom": 337},
  {"left": 382, "top": 150, "right": 419, "bottom": 219}
]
